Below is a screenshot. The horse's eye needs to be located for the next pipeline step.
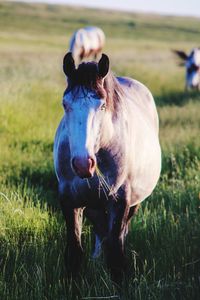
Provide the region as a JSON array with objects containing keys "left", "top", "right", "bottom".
[{"left": 101, "top": 103, "right": 106, "bottom": 111}]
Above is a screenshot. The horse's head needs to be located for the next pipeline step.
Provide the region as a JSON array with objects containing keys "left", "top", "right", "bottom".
[
  {"left": 62, "top": 52, "right": 113, "bottom": 178},
  {"left": 173, "top": 48, "right": 200, "bottom": 89}
]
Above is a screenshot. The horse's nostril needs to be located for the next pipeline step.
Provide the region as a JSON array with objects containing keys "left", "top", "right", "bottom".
[
  {"left": 71, "top": 157, "right": 79, "bottom": 172},
  {"left": 88, "top": 157, "right": 95, "bottom": 170},
  {"left": 71, "top": 157, "right": 75, "bottom": 168}
]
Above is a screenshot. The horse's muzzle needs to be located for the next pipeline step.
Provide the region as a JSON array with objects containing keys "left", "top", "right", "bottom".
[{"left": 71, "top": 156, "right": 96, "bottom": 178}]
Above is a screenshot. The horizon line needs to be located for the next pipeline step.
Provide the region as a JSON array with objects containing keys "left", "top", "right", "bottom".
[{"left": 8, "top": 0, "right": 200, "bottom": 19}]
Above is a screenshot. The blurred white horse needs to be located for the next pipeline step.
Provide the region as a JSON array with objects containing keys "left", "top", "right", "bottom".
[
  {"left": 69, "top": 26, "right": 105, "bottom": 64},
  {"left": 173, "top": 48, "right": 200, "bottom": 90}
]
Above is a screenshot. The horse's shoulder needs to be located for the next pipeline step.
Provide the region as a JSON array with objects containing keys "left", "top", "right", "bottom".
[
  {"left": 118, "top": 77, "right": 154, "bottom": 106},
  {"left": 117, "top": 76, "right": 159, "bottom": 131},
  {"left": 116, "top": 76, "right": 134, "bottom": 88}
]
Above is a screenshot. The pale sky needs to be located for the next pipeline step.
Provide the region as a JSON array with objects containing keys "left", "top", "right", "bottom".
[{"left": 11, "top": 0, "right": 200, "bottom": 17}]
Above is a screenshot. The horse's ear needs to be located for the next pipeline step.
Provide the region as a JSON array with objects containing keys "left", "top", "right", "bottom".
[
  {"left": 172, "top": 50, "right": 188, "bottom": 61},
  {"left": 98, "top": 54, "right": 109, "bottom": 78},
  {"left": 63, "top": 52, "right": 75, "bottom": 77}
]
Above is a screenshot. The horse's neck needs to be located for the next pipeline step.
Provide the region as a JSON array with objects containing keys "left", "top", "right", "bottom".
[{"left": 99, "top": 105, "right": 132, "bottom": 192}]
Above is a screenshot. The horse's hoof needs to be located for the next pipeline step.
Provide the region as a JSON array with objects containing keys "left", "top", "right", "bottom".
[{"left": 64, "top": 246, "right": 83, "bottom": 276}]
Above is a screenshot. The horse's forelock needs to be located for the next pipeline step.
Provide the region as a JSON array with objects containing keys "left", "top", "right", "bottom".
[
  {"left": 67, "top": 62, "right": 99, "bottom": 88},
  {"left": 66, "top": 61, "right": 123, "bottom": 112}
]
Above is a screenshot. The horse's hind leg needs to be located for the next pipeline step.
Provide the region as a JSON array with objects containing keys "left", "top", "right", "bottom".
[
  {"left": 59, "top": 196, "right": 84, "bottom": 275},
  {"left": 94, "top": 48, "right": 102, "bottom": 61},
  {"left": 84, "top": 208, "right": 107, "bottom": 258},
  {"left": 125, "top": 204, "right": 140, "bottom": 236}
]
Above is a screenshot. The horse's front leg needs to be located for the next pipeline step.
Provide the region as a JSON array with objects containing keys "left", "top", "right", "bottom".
[
  {"left": 84, "top": 208, "right": 108, "bottom": 258},
  {"left": 59, "top": 196, "right": 84, "bottom": 275},
  {"left": 105, "top": 199, "right": 130, "bottom": 278}
]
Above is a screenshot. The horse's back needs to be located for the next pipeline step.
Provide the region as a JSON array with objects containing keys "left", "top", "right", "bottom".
[
  {"left": 116, "top": 76, "right": 161, "bottom": 205},
  {"left": 70, "top": 26, "right": 105, "bottom": 51}
]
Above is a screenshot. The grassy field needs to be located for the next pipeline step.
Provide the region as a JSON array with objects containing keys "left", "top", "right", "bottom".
[{"left": 0, "top": 1, "right": 200, "bottom": 299}]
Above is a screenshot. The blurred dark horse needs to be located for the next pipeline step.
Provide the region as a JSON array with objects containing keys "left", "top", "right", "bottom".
[
  {"left": 53, "top": 52, "right": 161, "bottom": 278},
  {"left": 173, "top": 48, "right": 200, "bottom": 90}
]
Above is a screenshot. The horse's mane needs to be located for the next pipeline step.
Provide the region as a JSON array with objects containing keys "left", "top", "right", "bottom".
[{"left": 66, "top": 62, "right": 125, "bottom": 112}]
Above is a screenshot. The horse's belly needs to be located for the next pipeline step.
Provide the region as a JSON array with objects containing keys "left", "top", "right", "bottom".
[
  {"left": 130, "top": 170, "right": 160, "bottom": 206},
  {"left": 129, "top": 141, "right": 161, "bottom": 206}
]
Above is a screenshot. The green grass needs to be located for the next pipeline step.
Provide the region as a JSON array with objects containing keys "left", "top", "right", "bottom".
[{"left": 0, "top": 1, "right": 200, "bottom": 299}]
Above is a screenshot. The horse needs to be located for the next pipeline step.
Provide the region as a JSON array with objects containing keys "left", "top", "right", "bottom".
[
  {"left": 53, "top": 52, "right": 161, "bottom": 278},
  {"left": 173, "top": 48, "right": 200, "bottom": 90},
  {"left": 69, "top": 26, "right": 105, "bottom": 65}
]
